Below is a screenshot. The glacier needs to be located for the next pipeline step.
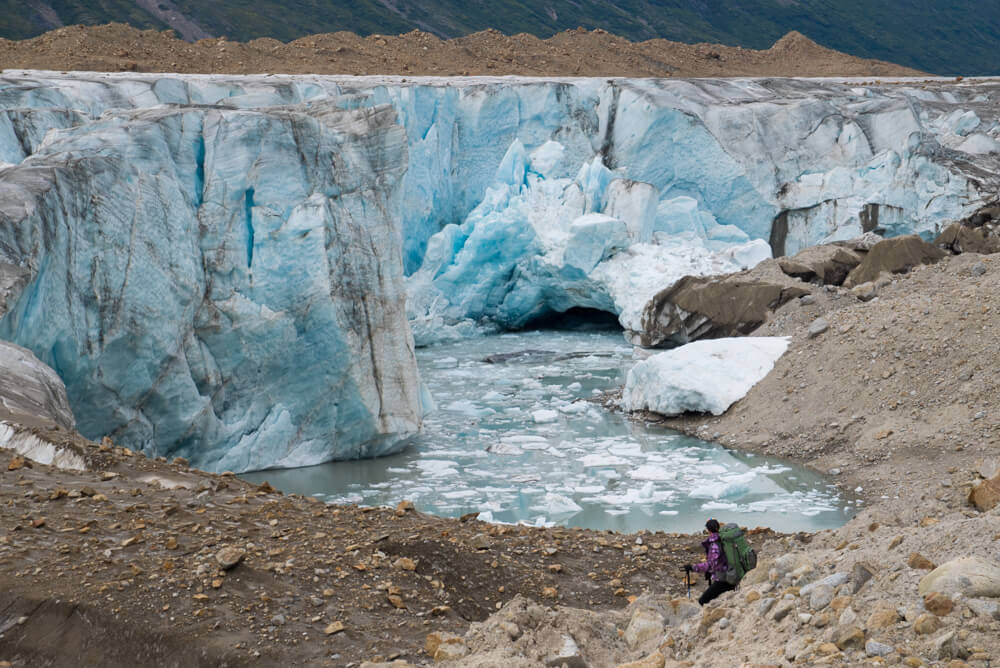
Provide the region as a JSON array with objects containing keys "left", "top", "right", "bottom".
[{"left": 1, "top": 70, "right": 999, "bottom": 470}]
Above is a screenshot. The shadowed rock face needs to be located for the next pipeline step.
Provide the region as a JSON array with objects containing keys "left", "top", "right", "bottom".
[
  {"left": 629, "top": 262, "right": 809, "bottom": 348},
  {"left": 844, "top": 235, "right": 947, "bottom": 288},
  {"left": 0, "top": 340, "right": 75, "bottom": 430},
  {"left": 0, "top": 103, "right": 422, "bottom": 473}
]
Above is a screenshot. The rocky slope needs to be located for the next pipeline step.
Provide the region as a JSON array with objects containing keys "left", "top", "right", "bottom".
[
  {"left": 0, "top": 24, "right": 924, "bottom": 78},
  {"left": 2, "top": 244, "right": 999, "bottom": 667}
]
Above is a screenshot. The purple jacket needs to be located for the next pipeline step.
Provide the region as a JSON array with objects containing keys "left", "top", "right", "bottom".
[{"left": 692, "top": 533, "right": 728, "bottom": 582}]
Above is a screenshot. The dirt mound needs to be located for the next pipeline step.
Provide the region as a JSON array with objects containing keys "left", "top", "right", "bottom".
[{"left": 0, "top": 23, "right": 925, "bottom": 77}]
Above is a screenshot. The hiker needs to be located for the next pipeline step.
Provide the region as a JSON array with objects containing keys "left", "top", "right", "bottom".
[{"left": 685, "top": 518, "right": 735, "bottom": 605}]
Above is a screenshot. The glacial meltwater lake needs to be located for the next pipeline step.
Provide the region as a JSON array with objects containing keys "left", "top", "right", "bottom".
[{"left": 242, "top": 328, "right": 854, "bottom": 533}]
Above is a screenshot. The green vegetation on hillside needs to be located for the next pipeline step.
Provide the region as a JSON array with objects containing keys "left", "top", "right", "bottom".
[{"left": 2, "top": 0, "right": 997, "bottom": 75}]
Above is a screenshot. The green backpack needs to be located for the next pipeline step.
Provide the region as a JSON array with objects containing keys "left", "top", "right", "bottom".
[{"left": 719, "top": 523, "right": 757, "bottom": 585}]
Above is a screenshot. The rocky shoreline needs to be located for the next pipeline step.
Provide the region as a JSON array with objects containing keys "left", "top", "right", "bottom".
[{"left": 3, "top": 243, "right": 1000, "bottom": 667}]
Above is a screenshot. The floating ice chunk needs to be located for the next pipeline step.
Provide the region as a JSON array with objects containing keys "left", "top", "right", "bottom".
[
  {"left": 432, "top": 356, "right": 459, "bottom": 368},
  {"left": 559, "top": 401, "right": 590, "bottom": 414},
  {"left": 416, "top": 460, "right": 460, "bottom": 476},
  {"left": 629, "top": 464, "right": 678, "bottom": 481},
  {"left": 536, "top": 493, "right": 583, "bottom": 515},
  {"left": 487, "top": 441, "right": 524, "bottom": 456},
  {"left": 658, "top": 510, "right": 679, "bottom": 516},
  {"left": 692, "top": 471, "right": 758, "bottom": 499},
  {"left": 532, "top": 409, "right": 560, "bottom": 423},
  {"left": 701, "top": 501, "right": 739, "bottom": 511},
  {"left": 579, "top": 453, "right": 629, "bottom": 467},
  {"left": 623, "top": 337, "right": 790, "bottom": 416},
  {"left": 443, "top": 400, "right": 495, "bottom": 417},
  {"left": 441, "top": 490, "right": 478, "bottom": 499}
]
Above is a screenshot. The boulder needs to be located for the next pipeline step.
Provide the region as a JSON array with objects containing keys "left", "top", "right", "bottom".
[
  {"left": 968, "top": 472, "right": 1000, "bottom": 512},
  {"left": 965, "top": 598, "right": 1000, "bottom": 620},
  {"left": 908, "top": 553, "right": 937, "bottom": 570},
  {"left": 913, "top": 613, "right": 941, "bottom": 635},
  {"left": 629, "top": 260, "right": 809, "bottom": 348},
  {"left": 661, "top": 598, "right": 701, "bottom": 627},
  {"left": 931, "top": 630, "right": 969, "bottom": 660},
  {"left": 843, "top": 235, "right": 947, "bottom": 288},
  {"left": 865, "top": 640, "right": 894, "bottom": 657},
  {"left": 624, "top": 609, "right": 664, "bottom": 649},
  {"left": 935, "top": 221, "right": 1000, "bottom": 255},
  {"left": 924, "top": 592, "right": 954, "bottom": 616},
  {"left": 919, "top": 557, "right": 1000, "bottom": 598},
  {"left": 778, "top": 244, "right": 862, "bottom": 285},
  {"left": 832, "top": 625, "right": 865, "bottom": 650},
  {"left": 866, "top": 606, "right": 900, "bottom": 630},
  {"left": 834, "top": 232, "right": 884, "bottom": 252}
]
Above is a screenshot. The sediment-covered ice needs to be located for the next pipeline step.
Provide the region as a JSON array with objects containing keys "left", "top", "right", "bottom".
[{"left": 622, "top": 337, "right": 791, "bottom": 416}]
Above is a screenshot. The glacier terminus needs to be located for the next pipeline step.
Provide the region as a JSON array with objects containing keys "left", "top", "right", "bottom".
[{"left": 1, "top": 70, "right": 998, "bottom": 472}]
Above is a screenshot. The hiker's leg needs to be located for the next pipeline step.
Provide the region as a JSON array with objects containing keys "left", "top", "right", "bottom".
[{"left": 698, "top": 580, "right": 736, "bottom": 605}]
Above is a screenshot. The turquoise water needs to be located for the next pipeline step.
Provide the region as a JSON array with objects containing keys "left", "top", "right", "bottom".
[{"left": 242, "top": 329, "right": 854, "bottom": 533}]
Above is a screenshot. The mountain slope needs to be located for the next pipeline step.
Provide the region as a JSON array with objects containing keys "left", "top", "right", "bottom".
[{"left": 2, "top": 0, "right": 997, "bottom": 75}]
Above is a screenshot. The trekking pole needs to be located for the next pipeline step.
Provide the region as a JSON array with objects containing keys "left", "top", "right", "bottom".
[{"left": 686, "top": 569, "right": 691, "bottom": 599}]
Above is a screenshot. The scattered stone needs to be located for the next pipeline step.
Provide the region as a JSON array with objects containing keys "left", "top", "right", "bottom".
[
  {"left": 395, "top": 500, "right": 414, "bottom": 515},
  {"left": 817, "top": 642, "right": 840, "bottom": 655},
  {"left": 851, "top": 281, "right": 877, "bottom": 301},
  {"left": 968, "top": 472, "right": 1000, "bottom": 512},
  {"left": 7, "top": 456, "right": 28, "bottom": 471},
  {"left": 908, "top": 552, "right": 936, "bottom": 570},
  {"left": 919, "top": 557, "right": 1000, "bottom": 598},
  {"left": 807, "top": 317, "right": 829, "bottom": 338},
  {"left": 914, "top": 613, "right": 942, "bottom": 635},
  {"left": 615, "top": 652, "right": 665, "bottom": 668},
  {"left": 832, "top": 625, "right": 865, "bottom": 650},
  {"left": 215, "top": 546, "right": 245, "bottom": 570},
  {"left": 932, "top": 630, "right": 969, "bottom": 660},
  {"left": 394, "top": 557, "right": 417, "bottom": 571},
  {"left": 425, "top": 632, "right": 463, "bottom": 657},
  {"left": 469, "top": 533, "right": 492, "bottom": 550},
  {"left": 866, "top": 607, "right": 900, "bottom": 630},
  {"left": 866, "top": 640, "right": 895, "bottom": 657},
  {"left": 924, "top": 592, "right": 955, "bottom": 616},
  {"left": 324, "top": 621, "right": 345, "bottom": 635},
  {"left": 808, "top": 584, "right": 835, "bottom": 611},
  {"left": 772, "top": 601, "right": 796, "bottom": 622},
  {"left": 851, "top": 563, "right": 875, "bottom": 593}
]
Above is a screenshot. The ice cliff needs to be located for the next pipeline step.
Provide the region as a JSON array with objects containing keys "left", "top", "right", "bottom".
[
  {"left": 0, "top": 86, "right": 422, "bottom": 472},
  {"left": 1, "top": 71, "right": 998, "bottom": 469}
]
